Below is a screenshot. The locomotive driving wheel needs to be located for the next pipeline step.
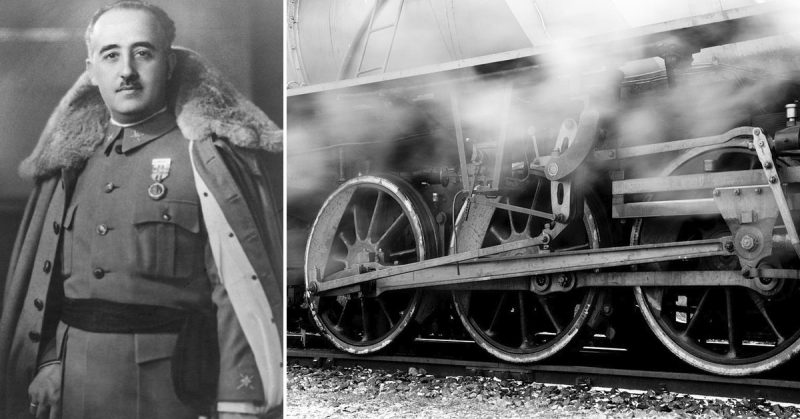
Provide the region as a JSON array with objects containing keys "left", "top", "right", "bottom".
[
  {"left": 452, "top": 176, "right": 611, "bottom": 363},
  {"left": 305, "top": 175, "right": 438, "bottom": 354},
  {"left": 633, "top": 146, "right": 800, "bottom": 375}
]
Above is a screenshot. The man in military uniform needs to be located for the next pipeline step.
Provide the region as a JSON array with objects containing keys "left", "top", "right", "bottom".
[{"left": 0, "top": 2, "right": 283, "bottom": 418}]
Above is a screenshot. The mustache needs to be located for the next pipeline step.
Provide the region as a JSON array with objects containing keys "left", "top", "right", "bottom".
[{"left": 116, "top": 82, "right": 142, "bottom": 92}]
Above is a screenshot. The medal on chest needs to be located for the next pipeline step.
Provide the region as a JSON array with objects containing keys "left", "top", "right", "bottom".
[{"left": 148, "top": 158, "right": 171, "bottom": 200}]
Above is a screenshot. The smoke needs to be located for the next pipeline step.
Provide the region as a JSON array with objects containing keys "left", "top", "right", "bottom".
[{"left": 287, "top": 0, "right": 800, "bottom": 222}]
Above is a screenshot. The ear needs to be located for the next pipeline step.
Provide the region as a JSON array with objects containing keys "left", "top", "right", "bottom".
[
  {"left": 86, "top": 58, "right": 98, "bottom": 86},
  {"left": 167, "top": 50, "right": 176, "bottom": 80}
]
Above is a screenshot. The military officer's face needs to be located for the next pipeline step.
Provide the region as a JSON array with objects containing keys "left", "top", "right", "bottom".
[{"left": 86, "top": 8, "right": 175, "bottom": 124}]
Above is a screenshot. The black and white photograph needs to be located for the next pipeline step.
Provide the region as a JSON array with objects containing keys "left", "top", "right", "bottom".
[
  {"left": 4, "top": 0, "right": 800, "bottom": 418},
  {"left": 286, "top": 0, "right": 800, "bottom": 417},
  {"left": 0, "top": 1, "right": 283, "bottom": 418}
]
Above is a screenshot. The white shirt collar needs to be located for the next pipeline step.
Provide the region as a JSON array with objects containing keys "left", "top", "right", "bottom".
[{"left": 110, "top": 106, "right": 168, "bottom": 128}]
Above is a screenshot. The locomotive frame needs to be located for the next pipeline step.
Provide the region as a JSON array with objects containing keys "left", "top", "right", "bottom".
[{"left": 288, "top": 2, "right": 800, "bottom": 376}]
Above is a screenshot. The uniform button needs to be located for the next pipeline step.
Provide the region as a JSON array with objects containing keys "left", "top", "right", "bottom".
[
  {"left": 33, "top": 298, "right": 44, "bottom": 311},
  {"left": 28, "top": 331, "right": 41, "bottom": 342},
  {"left": 93, "top": 268, "right": 105, "bottom": 279},
  {"left": 97, "top": 224, "right": 109, "bottom": 235},
  {"left": 53, "top": 221, "right": 61, "bottom": 235},
  {"left": 161, "top": 212, "right": 171, "bottom": 221},
  {"left": 43, "top": 260, "right": 52, "bottom": 273},
  {"left": 104, "top": 182, "right": 115, "bottom": 193}
]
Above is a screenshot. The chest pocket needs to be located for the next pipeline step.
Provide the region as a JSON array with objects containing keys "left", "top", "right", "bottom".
[{"left": 133, "top": 199, "right": 203, "bottom": 281}]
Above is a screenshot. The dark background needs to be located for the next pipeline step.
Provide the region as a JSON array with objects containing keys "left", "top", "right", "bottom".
[{"left": 0, "top": 0, "right": 283, "bottom": 294}]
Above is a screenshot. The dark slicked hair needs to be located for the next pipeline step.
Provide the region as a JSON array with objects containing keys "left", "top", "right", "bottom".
[{"left": 85, "top": 1, "right": 175, "bottom": 54}]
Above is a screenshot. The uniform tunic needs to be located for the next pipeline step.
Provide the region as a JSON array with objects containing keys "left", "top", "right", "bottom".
[{"left": 56, "top": 111, "right": 263, "bottom": 418}]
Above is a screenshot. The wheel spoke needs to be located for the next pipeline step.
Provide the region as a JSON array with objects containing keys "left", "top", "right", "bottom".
[
  {"left": 338, "top": 231, "right": 353, "bottom": 247},
  {"left": 485, "top": 293, "right": 508, "bottom": 337},
  {"left": 388, "top": 248, "right": 416, "bottom": 258},
  {"left": 518, "top": 292, "right": 532, "bottom": 349},
  {"left": 377, "top": 297, "right": 395, "bottom": 328},
  {"left": 334, "top": 299, "right": 350, "bottom": 332},
  {"left": 683, "top": 289, "right": 710, "bottom": 337},
  {"left": 506, "top": 201, "right": 516, "bottom": 234},
  {"left": 488, "top": 226, "right": 505, "bottom": 242},
  {"left": 367, "top": 191, "right": 385, "bottom": 242},
  {"left": 725, "top": 288, "right": 737, "bottom": 357},
  {"left": 331, "top": 256, "right": 349, "bottom": 265},
  {"left": 360, "top": 295, "right": 371, "bottom": 342},
  {"left": 749, "top": 291, "right": 785, "bottom": 344},
  {"left": 377, "top": 213, "right": 407, "bottom": 246},
  {"left": 525, "top": 179, "right": 543, "bottom": 233},
  {"left": 537, "top": 295, "right": 563, "bottom": 333},
  {"left": 352, "top": 205, "right": 363, "bottom": 241}
]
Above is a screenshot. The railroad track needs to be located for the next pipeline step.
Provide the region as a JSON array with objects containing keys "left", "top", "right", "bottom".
[{"left": 288, "top": 342, "right": 800, "bottom": 404}]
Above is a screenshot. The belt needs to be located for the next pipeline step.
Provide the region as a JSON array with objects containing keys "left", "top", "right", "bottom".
[
  {"left": 61, "top": 298, "right": 219, "bottom": 413},
  {"left": 61, "top": 297, "right": 186, "bottom": 333}
]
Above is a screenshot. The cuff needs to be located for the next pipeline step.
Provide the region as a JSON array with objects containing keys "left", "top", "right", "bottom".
[
  {"left": 216, "top": 401, "right": 269, "bottom": 416},
  {"left": 37, "top": 359, "right": 61, "bottom": 371}
]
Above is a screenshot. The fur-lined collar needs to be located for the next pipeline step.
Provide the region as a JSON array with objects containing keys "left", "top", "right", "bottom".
[{"left": 19, "top": 47, "right": 282, "bottom": 180}]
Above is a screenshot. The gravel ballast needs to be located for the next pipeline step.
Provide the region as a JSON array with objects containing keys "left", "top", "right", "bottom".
[{"left": 287, "top": 363, "right": 800, "bottom": 418}]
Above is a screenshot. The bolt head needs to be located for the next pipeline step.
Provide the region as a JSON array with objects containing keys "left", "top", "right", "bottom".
[
  {"left": 770, "top": 176, "right": 778, "bottom": 184},
  {"left": 740, "top": 234, "right": 756, "bottom": 251},
  {"left": 734, "top": 189, "right": 741, "bottom": 196},
  {"left": 547, "top": 162, "right": 559, "bottom": 177}
]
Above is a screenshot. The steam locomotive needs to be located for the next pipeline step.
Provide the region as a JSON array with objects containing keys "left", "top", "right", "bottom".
[{"left": 287, "top": 0, "right": 800, "bottom": 376}]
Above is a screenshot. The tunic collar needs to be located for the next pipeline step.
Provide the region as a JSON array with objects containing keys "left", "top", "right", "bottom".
[{"left": 104, "top": 111, "right": 178, "bottom": 155}]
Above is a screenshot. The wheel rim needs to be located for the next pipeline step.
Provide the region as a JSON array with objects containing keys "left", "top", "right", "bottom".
[
  {"left": 305, "top": 175, "right": 437, "bottom": 353},
  {"left": 633, "top": 147, "right": 800, "bottom": 375},
  {"left": 452, "top": 176, "right": 606, "bottom": 363}
]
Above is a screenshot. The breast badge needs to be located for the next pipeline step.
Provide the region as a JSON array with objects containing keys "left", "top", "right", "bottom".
[{"left": 148, "top": 158, "right": 171, "bottom": 200}]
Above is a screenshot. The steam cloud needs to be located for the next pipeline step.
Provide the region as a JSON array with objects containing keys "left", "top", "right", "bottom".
[{"left": 287, "top": 0, "right": 800, "bottom": 222}]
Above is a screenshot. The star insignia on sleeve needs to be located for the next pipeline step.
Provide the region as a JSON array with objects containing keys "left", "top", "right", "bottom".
[{"left": 237, "top": 373, "right": 254, "bottom": 390}]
